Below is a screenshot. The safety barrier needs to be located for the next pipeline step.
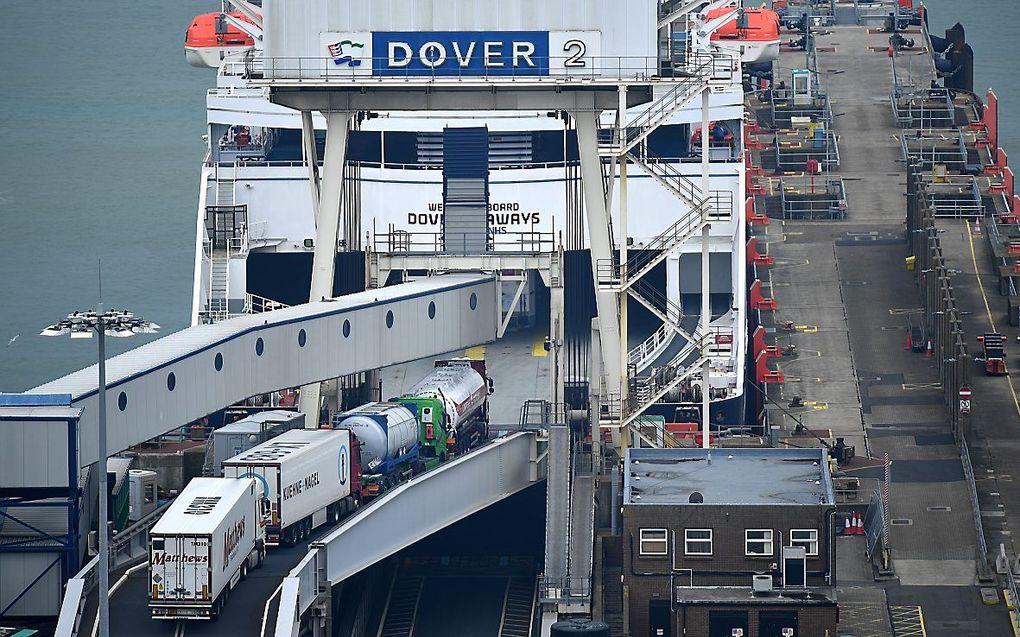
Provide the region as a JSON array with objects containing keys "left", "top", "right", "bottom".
[{"left": 907, "top": 160, "right": 993, "bottom": 579}]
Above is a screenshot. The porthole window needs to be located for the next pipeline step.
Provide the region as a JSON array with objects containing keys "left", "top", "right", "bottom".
[
  {"left": 386, "top": 310, "right": 394, "bottom": 329},
  {"left": 215, "top": 352, "right": 224, "bottom": 371},
  {"left": 469, "top": 292, "right": 478, "bottom": 310},
  {"left": 343, "top": 320, "right": 351, "bottom": 338},
  {"left": 428, "top": 301, "right": 436, "bottom": 320},
  {"left": 298, "top": 329, "right": 307, "bottom": 348},
  {"left": 255, "top": 337, "right": 265, "bottom": 356},
  {"left": 117, "top": 392, "right": 128, "bottom": 412},
  {"left": 166, "top": 372, "right": 176, "bottom": 392}
]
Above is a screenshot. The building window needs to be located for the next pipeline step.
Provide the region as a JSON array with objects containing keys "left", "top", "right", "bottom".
[
  {"left": 745, "top": 529, "right": 774, "bottom": 556},
  {"left": 790, "top": 529, "right": 819, "bottom": 556},
  {"left": 639, "top": 529, "right": 668, "bottom": 556},
  {"left": 684, "top": 529, "right": 712, "bottom": 556}
]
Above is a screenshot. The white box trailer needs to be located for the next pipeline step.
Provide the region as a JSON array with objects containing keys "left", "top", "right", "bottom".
[
  {"left": 148, "top": 478, "right": 265, "bottom": 620},
  {"left": 212, "top": 409, "right": 305, "bottom": 476},
  {"left": 222, "top": 429, "right": 354, "bottom": 545}
]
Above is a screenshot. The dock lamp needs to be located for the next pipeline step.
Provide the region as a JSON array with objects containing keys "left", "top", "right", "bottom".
[{"left": 41, "top": 306, "right": 158, "bottom": 637}]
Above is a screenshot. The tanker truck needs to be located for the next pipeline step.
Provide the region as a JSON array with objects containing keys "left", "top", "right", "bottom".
[
  {"left": 332, "top": 402, "right": 423, "bottom": 499},
  {"left": 400, "top": 358, "right": 493, "bottom": 455}
]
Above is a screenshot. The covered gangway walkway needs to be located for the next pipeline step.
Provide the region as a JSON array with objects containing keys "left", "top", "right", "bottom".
[{"left": 13, "top": 274, "right": 497, "bottom": 469}]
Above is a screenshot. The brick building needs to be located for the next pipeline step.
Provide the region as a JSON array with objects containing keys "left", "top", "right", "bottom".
[{"left": 621, "top": 448, "right": 838, "bottom": 637}]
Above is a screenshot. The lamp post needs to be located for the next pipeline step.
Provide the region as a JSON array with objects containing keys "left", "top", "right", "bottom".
[{"left": 41, "top": 305, "right": 158, "bottom": 637}]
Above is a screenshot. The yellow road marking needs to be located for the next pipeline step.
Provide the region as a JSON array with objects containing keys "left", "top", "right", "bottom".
[
  {"left": 889, "top": 605, "right": 927, "bottom": 637},
  {"left": 966, "top": 219, "right": 1020, "bottom": 419},
  {"left": 464, "top": 345, "right": 486, "bottom": 360},
  {"left": 531, "top": 335, "right": 548, "bottom": 358}
]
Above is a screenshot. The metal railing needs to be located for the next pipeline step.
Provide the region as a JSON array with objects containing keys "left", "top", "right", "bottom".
[
  {"left": 912, "top": 174, "right": 983, "bottom": 219},
  {"left": 243, "top": 293, "right": 290, "bottom": 315},
  {"left": 960, "top": 435, "right": 989, "bottom": 566},
  {"left": 1001, "top": 544, "right": 1020, "bottom": 632},
  {"left": 774, "top": 128, "right": 841, "bottom": 171},
  {"left": 899, "top": 128, "right": 968, "bottom": 170},
  {"left": 251, "top": 53, "right": 736, "bottom": 85},
  {"left": 370, "top": 228, "right": 557, "bottom": 254},
  {"left": 54, "top": 501, "right": 173, "bottom": 637},
  {"left": 601, "top": 52, "right": 733, "bottom": 154},
  {"left": 628, "top": 322, "right": 677, "bottom": 370},
  {"left": 536, "top": 577, "right": 592, "bottom": 605},
  {"left": 779, "top": 176, "right": 848, "bottom": 220}
]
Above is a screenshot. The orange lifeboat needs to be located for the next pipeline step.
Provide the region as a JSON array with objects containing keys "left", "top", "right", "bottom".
[
  {"left": 708, "top": 7, "right": 781, "bottom": 64},
  {"left": 184, "top": 12, "right": 257, "bottom": 68}
]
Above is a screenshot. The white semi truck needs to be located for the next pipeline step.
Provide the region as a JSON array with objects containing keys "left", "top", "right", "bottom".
[
  {"left": 221, "top": 428, "right": 357, "bottom": 545},
  {"left": 148, "top": 477, "right": 265, "bottom": 619}
]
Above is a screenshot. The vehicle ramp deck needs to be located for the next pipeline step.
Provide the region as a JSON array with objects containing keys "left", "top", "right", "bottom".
[{"left": 274, "top": 431, "right": 545, "bottom": 637}]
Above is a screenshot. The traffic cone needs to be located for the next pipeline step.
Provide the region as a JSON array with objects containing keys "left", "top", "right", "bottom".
[
  {"left": 857, "top": 514, "right": 865, "bottom": 535},
  {"left": 926, "top": 340, "right": 933, "bottom": 357},
  {"left": 849, "top": 513, "right": 858, "bottom": 535},
  {"left": 844, "top": 516, "right": 851, "bottom": 535},
  {"left": 974, "top": 218, "right": 982, "bottom": 236}
]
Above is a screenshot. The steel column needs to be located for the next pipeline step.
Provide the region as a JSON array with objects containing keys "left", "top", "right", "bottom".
[
  {"left": 572, "top": 112, "right": 623, "bottom": 411},
  {"left": 96, "top": 320, "right": 109, "bottom": 637},
  {"left": 300, "top": 111, "right": 352, "bottom": 424},
  {"left": 700, "top": 88, "right": 712, "bottom": 449}
]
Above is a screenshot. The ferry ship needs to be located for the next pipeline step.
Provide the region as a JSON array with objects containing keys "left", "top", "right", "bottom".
[{"left": 185, "top": 0, "right": 768, "bottom": 433}]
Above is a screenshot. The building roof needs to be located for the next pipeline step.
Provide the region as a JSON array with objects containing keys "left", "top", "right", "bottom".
[{"left": 623, "top": 448, "right": 834, "bottom": 506}]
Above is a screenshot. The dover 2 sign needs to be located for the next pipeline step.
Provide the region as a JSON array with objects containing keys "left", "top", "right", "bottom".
[{"left": 321, "top": 31, "right": 600, "bottom": 76}]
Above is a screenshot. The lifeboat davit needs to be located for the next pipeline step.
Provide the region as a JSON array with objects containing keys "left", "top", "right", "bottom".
[
  {"left": 185, "top": 12, "right": 257, "bottom": 68},
  {"left": 708, "top": 8, "right": 781, "bottom": 64}
]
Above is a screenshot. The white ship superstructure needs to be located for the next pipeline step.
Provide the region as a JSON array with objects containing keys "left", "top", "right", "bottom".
[{"left": 191, "top": 0, "right": 762, "bottom": 433}]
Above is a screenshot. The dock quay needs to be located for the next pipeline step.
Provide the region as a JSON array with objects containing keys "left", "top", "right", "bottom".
[{"left": 748, "top": 5, "right": 1017, "bottom": 636}]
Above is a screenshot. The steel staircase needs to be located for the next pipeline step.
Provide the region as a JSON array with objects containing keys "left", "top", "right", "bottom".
[
  {"left": 379, "top": 576, "right": 424, "bottom": 637},
  {"left": 599, "top": 54, "right": 721, "bottom": 157},
  {"left": 631, "top": 415, "right": 684, "bottom": 449},
  {"left": 200, "top": 439, "right": 216, "bottom": 477},
  {"left": 498, "top": 577, "right": 536, "bottom": 637},
  {"left": 216, "top": 164, "right": 236, "bottom": 207},
  {"left": 630, "top": 278, "right": 698, "bottom": 345},
  {"left": 604, "top": 347, "right": 708, "bottom": 431},
  {"left": 628, "top": 322, "right": 676, "bottom": 373},
  {"left": 208, "top": 253, "right": 230, "bottom": 320},
  {"left": 658, "top": 0, "right": 711, "bottom": 29},
  {"left": 591, "top": 49, "right": 733, "bottom": 444}
]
